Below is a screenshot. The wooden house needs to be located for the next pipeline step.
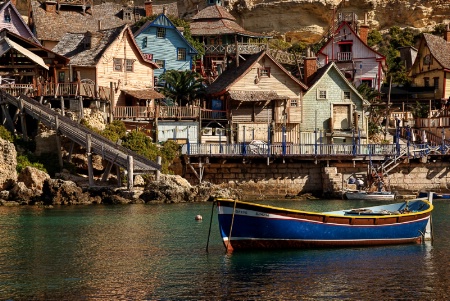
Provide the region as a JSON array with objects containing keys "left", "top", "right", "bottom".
[
  {"left": 316, "top": 13, "right": 386, "bottom": 92},
  {"left": 409, "top": 31, "right": 450, "bottom": 102},
  {"left": 134, "top": 11, "right": 198, "bottom": 82},
  {"left": 301, "top": 57, "right": 369, "bottom": 145},
  {"left": 52, "top": 24, "right": 164, "bottom": 129},
  {"left": 205, "top": 50, "right": 308, "bottom": 145},
  {"left": 0, "top": 28, "right": 68, "bottom": 90},
  {"left": 28, "top": 0, "right": 178, "bottom": 49},
  {"left": 0, "top": 0, "right": 39, "bottom": 45},
  {"left": 190, "top": 0, "right": 271, "bottom": 80}
]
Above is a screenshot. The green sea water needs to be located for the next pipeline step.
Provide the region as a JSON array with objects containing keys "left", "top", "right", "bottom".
[{"left": 0, "top": 199, "right": 448, "bottom": 300}]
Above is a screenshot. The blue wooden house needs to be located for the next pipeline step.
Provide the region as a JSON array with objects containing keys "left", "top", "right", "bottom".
[{"left": 134, "top": 13, "right": 198, "bottom": 84}]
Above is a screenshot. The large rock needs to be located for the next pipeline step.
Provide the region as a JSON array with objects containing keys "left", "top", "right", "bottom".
[
  {"left": 41, "top": 178, "right": 92, "bottom": 205},
  {"left": 141, "top": 174, "right": 241, "bottom": 203},
  {"left": 0, "top": 137, "right": 17, "bottom": 190},
  {"left": 18, "top": 166, "right": 50, "bottom": 191},
  {"left": 8, "top": 182, "right": 38, "bottom": 204}
]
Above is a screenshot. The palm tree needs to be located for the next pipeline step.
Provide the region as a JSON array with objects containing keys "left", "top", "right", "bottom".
[
  {"left": 158, "top": 70, "right": 205, "bottom": 106},
  {"left": 357, "top": 83, "right": 384, "bottom": 137}
]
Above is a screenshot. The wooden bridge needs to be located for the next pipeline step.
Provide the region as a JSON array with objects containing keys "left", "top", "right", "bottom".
[{"left": 0, "top": 90, "right": 161, "bottom": 191}]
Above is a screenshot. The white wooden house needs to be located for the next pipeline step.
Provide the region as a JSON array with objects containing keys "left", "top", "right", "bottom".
[{"left": 316, "top": 13, "right": 386, "bottom": 92}]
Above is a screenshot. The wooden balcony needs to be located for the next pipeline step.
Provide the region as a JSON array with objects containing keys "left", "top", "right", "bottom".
[
  {"left": 337, "top": 52, "right": 352, "bottom": 62},
  {"left": 0, "top": 83, "right": 112, "bottom": 102},
  {"left": 112, "top": 106, "right": 228, "bottom": 121}
]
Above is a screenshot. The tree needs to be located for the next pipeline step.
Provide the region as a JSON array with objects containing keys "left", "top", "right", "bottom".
[
  {"left": 159, "top": 70, "right": 205, "bottom": 106},
  {"left": 357, "top": 83, "right": 383, "bottom": 137}
]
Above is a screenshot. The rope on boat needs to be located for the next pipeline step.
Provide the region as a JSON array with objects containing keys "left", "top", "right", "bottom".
[
  {"left": 226, "top": 199, "right": 238, "bottom": 251},
  {"left": 206, "top": 201, "right": 216, "bottom": 253}
]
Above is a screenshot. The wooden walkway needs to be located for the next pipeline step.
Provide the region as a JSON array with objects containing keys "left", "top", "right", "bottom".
[{"left": 0, "top": 90, "right": 161, "bottom": 190}]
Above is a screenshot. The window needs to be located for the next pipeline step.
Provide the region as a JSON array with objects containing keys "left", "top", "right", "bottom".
[
  {"left": 58, "top": 72, "right": 65, "bottom": 83},
  {"left": 125, "top": 59, "right": 134, "bottom": 72},
  {"left": 177, "top": 48, "right": 186, "bottom": 61},
  {"left": 4, "top": 13, "right": 10, "bottom": 23},
  {"left": 114, "top": 58, "right": 123, "bottom": 71},
  {"left": 143, "top": 37, "right": 148, "bottom": 48},
  {"left": 423, "top": 54, "right": 432, "bottom": 65},
  {"left": 157, "top": 27, "right": 166, "bottom": 38},
  {"left": 123, "top": 8, "right": 132, "bottom": 21},
  {"left": 258, "top": 67, "right": 271, "bottom": 77},
  {"left": 434, "top": 77, "right": 439, "bottom": 89},
  {"left": 424, "top": 77, "right": 430, "bottom": 87},
  {"left": 361, "top": 79, "right": 372, "bottom": 88},
  {"left": 290, "top": 99, "right": 298, "bottom": 107},
  {"left": 343, "top": 91, "right": 351, "bottom": 100},
  {"left": 317, "top": 89, "right": 327, "bottom": 100},
  {"left": 155, "top": 59, "right": 165, "bottom": 68}
]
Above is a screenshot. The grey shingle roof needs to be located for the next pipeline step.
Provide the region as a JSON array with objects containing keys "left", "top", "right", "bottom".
[
  {"left": 52, "top": 25, "right": 125, "bottom": 66},
  {"left": 30, "top": 0, "right": 179, "bottom": 42},
  {"left": 423, "top": 33, "right": 450, "bottom": 69}
]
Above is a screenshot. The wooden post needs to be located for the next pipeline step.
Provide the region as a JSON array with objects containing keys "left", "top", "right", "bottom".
[
  {"left": 127, "top": 155, "right": 134, "bottom": 191},
  {"left": 86, "top": 134, "right": 94, "bottom": 186},
  {"left": 425, "top": 192, "right": 433, "bottom": 241},
  {"left": 109, "top": 82, "right": 114, "bottom": 123},
  {"left": 55, "top": 115, "right": 63, "bottom": 169},
  {"left": 19, "top": 98, "right": 28, "bottom": 141},
  {"left": 116, "top": 165, "right": 121, "bottom": 187},
  {"left": 79, "top": 96, "right": 83, "bottom": 122},
  {"left": 60, "top": 96, "right": 65, "bottom": 116},
  {"left": 156, "top": 156, "right": 161, "bottom": 181},
  {"left": 1, "top": 103, "right": 15, "bottom": 132}
]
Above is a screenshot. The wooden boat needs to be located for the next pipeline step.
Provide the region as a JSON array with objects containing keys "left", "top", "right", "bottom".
[
  {"left": 418, "top": 192, "right": 450, "bottom": 199},
  {"left": 215, "top": 198, "right": 433, "bottom": 252},
  {"left": 345, "top": 190, "right": 396, "bottom": 200}
]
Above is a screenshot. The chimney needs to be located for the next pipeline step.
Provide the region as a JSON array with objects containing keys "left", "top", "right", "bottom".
[
  {"left": 45, "top": 0, "right": 57, "bottom": 13},
  {"left": 303, "top": 48, "right": 317, "bottom": 86},
  {"left": 85, "top": 31, "right": 102, "bottom": 49},
  {"left": 445, "top": 24, "right": 450, "bottom": 42},
  {"left": 144, "top": 0, "right": 153, "bottom": 17},
  {"left": 98, "top": 19, "right": 102, "bottom": 31},
  {"left": 163, "top": 6, "right": 167, "bottom": 15},
  {"left": 359, "top": 13, "right": 369, "bottom": 45},
  {"left": 10, "top": 0, "right": 16, "bottom": 6}
]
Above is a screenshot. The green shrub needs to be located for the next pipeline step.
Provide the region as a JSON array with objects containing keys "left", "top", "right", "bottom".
[{"left": 0, "top": 125, "right": 14, "bottom": 142}]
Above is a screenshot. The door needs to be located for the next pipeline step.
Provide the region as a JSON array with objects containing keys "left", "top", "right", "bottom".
[{"left": 333, "top": 105, "right": 350, "bottom": 130}]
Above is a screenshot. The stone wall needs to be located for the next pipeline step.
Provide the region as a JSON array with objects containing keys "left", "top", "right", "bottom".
[{"left": 182, "top": 159, "right": 450, "bottom": 198}]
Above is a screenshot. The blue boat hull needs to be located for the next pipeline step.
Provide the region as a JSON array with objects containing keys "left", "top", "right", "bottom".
[
  {"left": 216, "top": 199, "right": 433, "bottom": 251},
  {"left": 418, "top": 192, "right": 450, "bottom": 199}
]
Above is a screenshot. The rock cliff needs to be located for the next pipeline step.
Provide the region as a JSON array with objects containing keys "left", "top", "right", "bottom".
[{"left": 181, "top": 0, "right": 450, "bottom": 43}]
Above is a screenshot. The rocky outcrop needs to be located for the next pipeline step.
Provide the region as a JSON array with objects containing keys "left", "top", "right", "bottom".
[
  {"left": 18, "top": 166, "right": 51, "bottom": 191},
  {"left": 178, "top": 0, "right": 450, "bottom": 44},
  {"left": 0, "top": 138, "right": 17, "bottom": 190}
]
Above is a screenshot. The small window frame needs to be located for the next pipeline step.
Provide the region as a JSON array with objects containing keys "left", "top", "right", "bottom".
[
  {"left": 125, "top": 59, "right": 134, "bottom": 72},
  {"left": 157, "top": 27, "right": 166, "bottom": 38},
  {"left": 317, "top": 89, "right": 328, "bottom": 100},
  {"left": 114, "top": 58, "right": 123, "bottom": 72},
  {"left": 177, "top": 48, "right": 187, "bottom": 61},
  {"left": 258, "top": 67, "right": 271, "bottom": 77},
  {"left": 343, "top": 91, "right": 351, "bottom": 100},
  {"left": 290, "top": 98, "right": 298, "bottom": 107},
  {"left": 155, "top": 59, "right": 165, "bottom": 69}
]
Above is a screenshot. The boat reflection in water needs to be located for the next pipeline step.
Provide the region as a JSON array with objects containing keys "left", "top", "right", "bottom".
[{"left": 215, "top": 198, "right": 433, "bottom": 252}]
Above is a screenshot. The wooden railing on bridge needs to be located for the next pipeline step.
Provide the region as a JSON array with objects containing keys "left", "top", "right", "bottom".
[
  {"left": 181, "top": 142, "right": 432, "bottom": 158},
  {"left": 0, "top": 83, "right": 112, "bottom": 102},
  {"left": 0, "top": 91, "right": 160, "bottom": 174}
]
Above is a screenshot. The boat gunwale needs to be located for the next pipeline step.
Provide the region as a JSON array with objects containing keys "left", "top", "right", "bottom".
[{"left": 214, "top": 198, "right": 434, "bottom": 219}]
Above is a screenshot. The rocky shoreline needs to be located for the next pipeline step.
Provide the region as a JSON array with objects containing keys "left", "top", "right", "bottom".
[{"left": 1, "top": 166, "right": 242, "bottom": 206}]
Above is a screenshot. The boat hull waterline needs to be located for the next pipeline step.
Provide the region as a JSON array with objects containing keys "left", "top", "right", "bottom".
[
  {"left": 215, "top": 198, "right": 433, "bottom": 251},
  {"left": 345, "top": 191, "right": 396, "bottom": 200}
]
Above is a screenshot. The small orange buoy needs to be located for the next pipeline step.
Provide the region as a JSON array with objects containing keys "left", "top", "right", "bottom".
[{"left": 195, "top": 215, "right": 203, "bottom": 221}]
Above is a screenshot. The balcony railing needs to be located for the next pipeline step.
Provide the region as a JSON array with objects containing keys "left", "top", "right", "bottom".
[
  {"left": 0, "top": 83, "right": 112, "bottom": 102},
  {"left": 337, "top": 52, "right": 352, "bottom": 61},
  {"left": 181, "top": 142, "right": 433, "bottom": 158}
]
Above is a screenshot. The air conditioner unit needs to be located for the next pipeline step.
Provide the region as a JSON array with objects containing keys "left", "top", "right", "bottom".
[
  {"left": 202, "top": 127, "right": 213, "bottom": 136},
  {"left": 215, "top": 128, "right": 226, "bottom": 136}
]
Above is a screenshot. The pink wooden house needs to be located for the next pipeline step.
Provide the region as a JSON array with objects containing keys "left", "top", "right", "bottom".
[
  {"left": 0, "top": 0, "right": 39, "bottom": 44},
  {"left": 316, "top": 13, "right": 386, "bottom": 92}
]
